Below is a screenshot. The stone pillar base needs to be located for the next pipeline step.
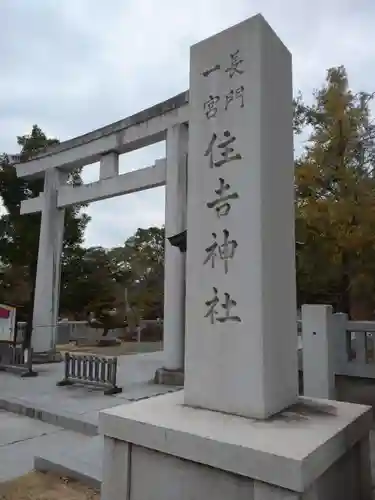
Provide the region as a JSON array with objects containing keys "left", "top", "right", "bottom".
[
  {"left": 154, "top": 367, "right": 184, "bottom": 386},
  {"left": 99, "top": 392, "right": 373, "bottom": 500},
  {"left": 32, "top": 350, "right": 62, "bottom": 364}
]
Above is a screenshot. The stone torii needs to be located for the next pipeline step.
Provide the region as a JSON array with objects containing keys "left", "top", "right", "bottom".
[{"left": 14, "top": 93, "right": 189, "bottom": 383}]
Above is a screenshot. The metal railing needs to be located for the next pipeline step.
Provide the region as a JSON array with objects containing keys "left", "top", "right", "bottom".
[
  {"left": 0, "top": 344, "right": 37, "bottom": 377},
  {"left": 57, "top": 352, "right": 122, "bottom": 395}
]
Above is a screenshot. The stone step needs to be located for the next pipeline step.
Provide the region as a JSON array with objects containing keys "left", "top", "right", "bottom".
[
  {"left": 0, "top": 414, "right": 95, "bottom": 483},
  {"left": 0, "top": 397, "right": 99, "bottom": 436},
  {"left": 34, "top": 435, "right": 102, "bottom": 489}
]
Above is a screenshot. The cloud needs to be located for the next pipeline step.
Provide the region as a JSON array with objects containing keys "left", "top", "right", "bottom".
[{"left": 1, "top": 0, "right": 374, "bottom": 247}]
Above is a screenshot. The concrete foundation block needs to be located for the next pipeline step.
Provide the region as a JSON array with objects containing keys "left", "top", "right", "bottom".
[{"left": 99, "top": 391, "right": 373, "bottom": 500}]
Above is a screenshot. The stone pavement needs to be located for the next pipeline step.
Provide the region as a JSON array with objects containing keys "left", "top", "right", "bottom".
[
  {"left": 0, "top": 410, "right": 93, "bottom": 482},
  {"left": 0, "top": 351, "right": 183, "bottom": 483},
  {"left": 0, "top": 351, "right": 180, "bottom": 435},
  {"left": 2, "top": 350, "right": 375, "bottom": 492}
]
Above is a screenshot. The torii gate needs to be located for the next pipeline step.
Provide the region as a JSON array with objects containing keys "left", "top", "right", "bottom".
[{"left": 14, "top": 92, "right": 189, "bottom": 384}]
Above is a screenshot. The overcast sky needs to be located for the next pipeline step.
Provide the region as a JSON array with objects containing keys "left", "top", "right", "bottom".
[{"left": 1, "top": 0, "right": 374, "bottom": 248}]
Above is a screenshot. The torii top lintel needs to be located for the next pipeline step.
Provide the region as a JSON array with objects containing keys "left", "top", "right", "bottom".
[{"left": 14, "top": 91, "right": 189, "bottom": 180}]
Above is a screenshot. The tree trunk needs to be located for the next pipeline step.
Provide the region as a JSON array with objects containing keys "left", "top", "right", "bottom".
[{"left": 338, "top": 251, "right": 351, "bottom": 318}]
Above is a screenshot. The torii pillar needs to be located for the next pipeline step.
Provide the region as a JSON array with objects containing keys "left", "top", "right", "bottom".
[
  {"left": 155, "top": 123, "right": 188, "bottom": 385},
  {"left": 31, "top": 168, "right": 67, "bottom": 354}
]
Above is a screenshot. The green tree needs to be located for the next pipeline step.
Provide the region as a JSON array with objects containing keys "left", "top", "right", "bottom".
[
  {"left": 295, "top": 66, "right": 375, "bottom": 318},
  {"left": 60, "top": 246, "right": 125, "bottom": 318},
  {"left": 65, "top": 227, "right": 165, "bottom": 334},
  {"left": 108, "top": 226, "right": 165, "bottom": 319},
  {"left": 0, "top": 125, "right": 90, "bottom": 342}
]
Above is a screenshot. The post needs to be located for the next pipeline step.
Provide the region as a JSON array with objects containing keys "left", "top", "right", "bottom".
[
  {"left": 136, "top": 325, "right": 141, "bottom": 343},
  {"left": 100, "top": 152, "right": 119, "bottom": 180},
  {"left": 184, "top": 15, "right": 297, "bottom": 418},
  {"left": 301, "top": 304, "right": 336, "bottom": 399},
  {"left": 156, "top": 123, "right": 188, "bottom": 384},
  {"left": 32, "top": 169, "right": 67, "bottom": 353},
  {"left": 333, "top": 312, "right": 349, "bottom": 375}
]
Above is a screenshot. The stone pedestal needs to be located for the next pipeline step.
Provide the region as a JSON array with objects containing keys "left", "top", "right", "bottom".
[
  {"left": 32, "top": 350, "right": 62, "bottom": 364},
  {"left": 154, "top": 367, "right": 184, "bottom": 386},
  {"left": 100, "top": 391, "right": 373, "bottom": 500}
]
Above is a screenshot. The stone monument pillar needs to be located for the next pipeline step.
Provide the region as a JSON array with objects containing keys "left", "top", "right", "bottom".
[
  {"left": 184, "top": 9, "right": 297, "bottom": 419},
  {"left": 99, "top": 15, "right": 373, "bottom": 500}
]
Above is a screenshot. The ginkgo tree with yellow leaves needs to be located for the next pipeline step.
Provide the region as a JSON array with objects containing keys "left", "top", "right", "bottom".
[{"left": 295, "top": 66, "right": 375, "bottom": 318}]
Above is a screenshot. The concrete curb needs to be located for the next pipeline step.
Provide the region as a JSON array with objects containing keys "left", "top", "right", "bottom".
[
  {"left": 0, "top": 398, "right": 98, "bottom": 436},
  {"left": 34, "top": 456, "right": 101, "bottom": 490}
]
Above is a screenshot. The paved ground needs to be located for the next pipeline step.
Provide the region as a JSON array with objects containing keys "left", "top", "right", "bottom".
[
  {"left": 0, "top": 351, "right": 182, "bottom": 483},
  {"left": 2, "top": 349, "right": 375, "bottom": 491},
  {"left": 0, "top": 410, "right": 93, "bottom": 482},
  {"left": 0, "top": 351, "right": 179, "bottom": 434}
]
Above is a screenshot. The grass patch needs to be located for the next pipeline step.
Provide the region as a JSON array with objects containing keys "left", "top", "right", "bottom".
[{"left": 0, "top": 471, "right": 99, "bottom": 500}]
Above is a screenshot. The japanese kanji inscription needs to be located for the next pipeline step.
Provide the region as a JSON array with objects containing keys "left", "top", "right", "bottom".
[
  {"left": 203, "top": 229, "right": 238, "bottom": 274},
  {"left": 204, "top": 131, "right": 242, "bottom": 168},
  {"left": 206, "top": 177, "right": 239, "bottom": 217},
  {"left": 200, "top": 49, "right": 247, "bottom": 325},
  {"left": 204, "top": 287, "right": 241, "bottom": 324},
  {"left": 202, "top": 50, "right": 246, "bottom": 117}
]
